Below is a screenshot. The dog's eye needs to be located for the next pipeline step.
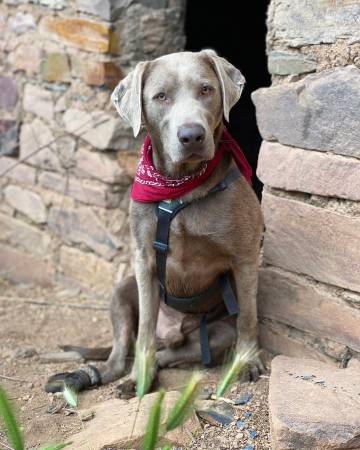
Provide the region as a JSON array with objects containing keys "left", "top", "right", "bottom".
[
  {"left": 201, "top": 85, "right": 212, "bottom": 95},
  {"left": 154, "top": 92, "right": 167, "bottom": 101}
]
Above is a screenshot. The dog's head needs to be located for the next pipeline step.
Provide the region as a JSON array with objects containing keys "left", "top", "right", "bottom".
[{"left": 112, "top": 50, "right": 245, "bottom": 172}]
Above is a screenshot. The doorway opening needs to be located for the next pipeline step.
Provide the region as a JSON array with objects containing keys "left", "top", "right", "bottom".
[{"left": 185, "top": 1, "right": 271, "bottom": 197}]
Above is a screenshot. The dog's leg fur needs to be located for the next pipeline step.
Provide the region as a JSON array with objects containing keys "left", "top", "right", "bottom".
[{"left": 233, "top": 259, "right": 264, "bottom": 380}]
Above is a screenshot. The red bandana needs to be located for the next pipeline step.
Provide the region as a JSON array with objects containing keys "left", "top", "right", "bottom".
[{"left": 130, "top": 129, "right": 252, "bottom": 202}]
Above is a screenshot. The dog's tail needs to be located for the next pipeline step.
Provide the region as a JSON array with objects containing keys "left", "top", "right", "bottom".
[{"left": 60, "top": 345, "right": 111, "bottom": 361}]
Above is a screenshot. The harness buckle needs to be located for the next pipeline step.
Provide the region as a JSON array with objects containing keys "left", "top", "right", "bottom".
[{"left": 153, "top": 241, "right": 168, "bottom": 252}]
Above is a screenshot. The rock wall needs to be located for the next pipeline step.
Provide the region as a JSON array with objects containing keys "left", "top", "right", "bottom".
[
  {"left": 254, "top": 0, "right": 360, "bottom": 364},
  {"left": 0, "top": 0, "right": 186, "bottom": 294}
]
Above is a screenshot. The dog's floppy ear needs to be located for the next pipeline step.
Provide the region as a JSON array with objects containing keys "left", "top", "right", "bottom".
[
  {"left": 202, "top": 49, "right": 245, "bottom": 122},
  {"left": 111, "top": 61, "right": 149, "bottom": 137}
]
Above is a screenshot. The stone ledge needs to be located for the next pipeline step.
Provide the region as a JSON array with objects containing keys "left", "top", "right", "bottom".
[
  {"left": 262, "top": 192, "right": 360, "bottom": 293},
  {"left": 259, "top": 266, "right": 360, "bottom": 353},
  {"left": 257, "top": 141, "right": 360, "bottom": 201}
]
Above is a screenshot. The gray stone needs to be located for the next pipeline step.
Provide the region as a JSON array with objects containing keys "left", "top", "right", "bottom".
[
  {"left": 56, "top": 136, "right": 77, "bottom": 169},
  {"left": 0, "top": 76, "right": 17, "bottom": 110},
  {"left": 39, "top": 0, "right": 68, "bottom": 10},
  {"left": 9, "top": 12, "right": 36, "bottom": 34},
  {"left": 0, "top": 157, "right": 36, "bottom": 185},
  {"left": 252, "top": 66, "right": 360, "bottom": 158},
  {"left": 4, "top": 185, "right": 47, "bottom": 223},
  {"left": 269, "top": 356, "right": 360, "bottom": 449},
  {"left": 63, "top": 109, "right": 130, "bottom": 150},
  {"left": 262, "top": 192, "right": 360, "bottom": 294},
  {"left": 75, "top": 0, "right": 132, "bottom": 21},
  {"left": 0, "top": 212, "right": 51, "bottom": 256},
  {"left": 0, "top": 121, "right": 18, "bottom": 157},
  {"left": 48, "top": 206, "right": 121, "bottom": 260},
  {"left": 23, "top": 84, "right": 54, "bottom": 121},
  {"left": 257, "top": 141, "right": 360, "bottom": 201},
  {"left": 268, "top": 51, "right": 317, "bottom": 75},
  {"left": 269, "top": 0, "right": 360, "bottom": 47},
  {"left": 20, "top": 119, "right": 60, "bottom": 170},
  {"left": 136, "top": 0, "right": 168, "bottom": 8}
]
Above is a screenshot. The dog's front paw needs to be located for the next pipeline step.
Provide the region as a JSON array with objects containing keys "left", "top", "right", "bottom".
[
  {"left": 116, "top": 375, "right": 136, "bottom": 399},
  {"left": 44, "top": 366, "right": 101, "bottom": 393},
  {"left": 239, "top": 353, "right": 265, "bottom": 383}
]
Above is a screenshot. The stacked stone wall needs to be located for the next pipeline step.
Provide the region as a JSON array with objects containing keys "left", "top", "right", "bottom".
[
  {"left": 0, "top": 0, "right": 185, "bottom": 295},
  {"left": 254, "top": 0, "right": 360, "bottom": 364}
]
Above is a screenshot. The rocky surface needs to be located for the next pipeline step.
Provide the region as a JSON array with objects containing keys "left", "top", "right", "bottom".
[{"left": 269, "top": 356, "right": 360, "bottom": 449}]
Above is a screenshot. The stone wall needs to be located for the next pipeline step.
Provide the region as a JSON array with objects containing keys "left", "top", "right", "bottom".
[
  {"left": 254, "top": 0, "right": 360, "bottom": 364},
  {"left": 0, "top": 0, "right": 185, "bottom": 295}
]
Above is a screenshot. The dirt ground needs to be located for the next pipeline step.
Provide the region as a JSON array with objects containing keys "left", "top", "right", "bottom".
[{"left": 0, "top": 279, "right": 271, "bottom": 450}]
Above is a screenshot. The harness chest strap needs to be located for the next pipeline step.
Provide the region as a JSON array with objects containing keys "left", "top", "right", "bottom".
[{"left": 153, "top": 167, "right": 241, "bottom": 365}]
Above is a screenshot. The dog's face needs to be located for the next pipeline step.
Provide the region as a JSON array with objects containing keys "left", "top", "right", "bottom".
[{"left": 112, "top": 50, "right": 245, "bottom": 170}]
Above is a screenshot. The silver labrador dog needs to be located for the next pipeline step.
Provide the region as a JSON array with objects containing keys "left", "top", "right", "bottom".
[{"left": 46, "top": 49, "right": 264, "bottom": 396}]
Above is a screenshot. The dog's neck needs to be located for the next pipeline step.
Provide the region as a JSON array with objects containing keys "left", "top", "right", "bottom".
[{"left": 149, "top": 123, "right": 224, "bottom": 178}]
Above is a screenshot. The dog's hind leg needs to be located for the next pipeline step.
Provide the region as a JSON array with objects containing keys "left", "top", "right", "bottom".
[{"left": 45, "top": 276, "right": 139, "bottom": 393}]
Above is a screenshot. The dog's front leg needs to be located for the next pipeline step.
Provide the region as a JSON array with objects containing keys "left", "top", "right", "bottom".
[
  {"left": 233, "top": 259, "right": 265, "bottom": 381},
  {"left": 117, "top": 249, "right": 159, "bottom": 398}
]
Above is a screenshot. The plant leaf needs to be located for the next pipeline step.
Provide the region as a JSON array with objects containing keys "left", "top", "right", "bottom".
[
  {"left": 63, "top": 385, "right": 78, "bottom": 408},
  {"left": 166, "top": 372, "right": 202, "bottom": 432},
  {"left": 161, "top": 445, "right": 171, "bottom": 450},
  {"left": 142, "top": 389, "right": 165, "bottom": 450},
  {"left": 0, "top": 385, "right": 24, "bottom": 450},
  {"left": 39, "top": 443, "right": 71, "bottom": 450},
  {"left": 135, "top": 344, "right": 154, "bottom": 399},
  {"left": 216, "top": 344, "right": 258, "bottom": 398}
]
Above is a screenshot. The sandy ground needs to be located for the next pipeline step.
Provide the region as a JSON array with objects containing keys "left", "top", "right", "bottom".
[{"left": 0, "top": 279, "right": 271, "bottom": 450}]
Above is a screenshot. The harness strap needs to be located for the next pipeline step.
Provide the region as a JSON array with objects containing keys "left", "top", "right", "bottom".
[{"left": 153, "top": 166, "right": 241, "bottom": 365}]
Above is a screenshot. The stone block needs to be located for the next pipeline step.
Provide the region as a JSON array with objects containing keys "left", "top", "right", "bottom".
[
  {"left": 252, "top": 66, "right": 360, "bottom": 158},
  {"left": 48, "top": 206, "right": 121, "bottom": 260},
  {"left": 40, "top": 16, "right": 116, "bottom": 53},
  {"left": 59, "top": 246, "right": 114, "bottom": 292},
  {"left": 41, "top": 52, "right": 71, "bottom": 83},
  {"left": 75, "top": 147, "right": 126, "bottom": 184},
  {"left": 67, "top": 391, "right": 200, "bottom": 449},
  {"left": 0, "top": 75, "right": 17, "bottom": 110},
  {"left": 269, "top": 0, "right": 360, "bottom": 47},
  {"left": 38, "top": 171, "right": 123, "bottom": 208},
  {"left": 75, "top": 0, "right": 132, "bottom": 21},
  {"left": 257, "top": 141, "right": 360, "bottom": 201},
  {"left": 259, "top": 267, "right": 360, "bottom": 353},
  {"left": 0, "top": 121, "right": 18, "bottom": 157},
  {"left": 23, "top": 84, "right": 54, "bottom": 121},
  {"left": 0, "top": 243, "right": 53, "bottom": 287},
  {"left": 116, "top": 151, "right": 138, "bottom": 177},
  {"left": 4, "top": 185, "right": 47, "bottom": 223},
  {"left": 0, "top": 157, "right": 36, "bottom": 185},
  {"left": 20, "top": 119, "right": 60, "bottom": 170},
  {"left": 39, "top": 0, "right": 68, "bottom": 9},
  {"left": 9, "top": 12, "right": 35, "bottom": 34},
  {"left": 268, "top": 51, "right": 317, "bottom": 75},
  {"left": 80, "top": 60, "right": 123, "bottom": 88},
  {"left": 63, "top": 108, "right": 129, "bottom": 150},
  {"left": 269, "top": 356, "right": 360, "bottom": 449},
  {"left": 262, "top": 192, "right": 360, "bottom": 293},
  {"left": 10, "top": 44, "right": 42, "bottom": 76},
  {"left": 0, "top": 212, "right": 51, "bottom": 256}
]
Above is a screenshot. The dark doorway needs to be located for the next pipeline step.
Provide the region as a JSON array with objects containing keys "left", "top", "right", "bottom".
[{"left": 185, "top": 1, "right": 271, "bottom": 197}]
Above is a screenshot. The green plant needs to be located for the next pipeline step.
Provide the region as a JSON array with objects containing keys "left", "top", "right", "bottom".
[
  {"left": 142, "top": 389, "right": 165, "bottom": 450},
  {"left": 0, "top": 384, "right": 70, "bottom": 450}
]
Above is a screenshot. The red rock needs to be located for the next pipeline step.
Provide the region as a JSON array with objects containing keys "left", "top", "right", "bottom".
[
  {"left": 270, "top": 356, "right": 360, "bottom": 449},
  {"left": 81, "top": 60, "right": 123, "bottom": 88}
]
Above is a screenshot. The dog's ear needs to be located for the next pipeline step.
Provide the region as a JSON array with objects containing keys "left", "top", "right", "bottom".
[
  {"left": 111, "top": 61, "right": 149, "bottom": 137},
  {"left": 202, "top": 49, "right": 245, "bottom": 122}
]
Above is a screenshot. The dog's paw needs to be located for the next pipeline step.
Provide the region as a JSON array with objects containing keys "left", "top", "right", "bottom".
[
  {"left": 239, "top": 354, "right": 265, "bottom": 383},
  {"left": 44, "top": 366, "right": 101, "bottom": 393},
  {"left": 116, "top": 376, "right": 136, "bottom": 399}
]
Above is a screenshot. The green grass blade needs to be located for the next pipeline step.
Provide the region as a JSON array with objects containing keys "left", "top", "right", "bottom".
[
  {"left": 0, "top": 385, "right": 24, "bottom": 450},
  {"left": 39, "top": 443, "right": 71, "bottom": 450},
  {"left": 216, "top": 344, "right": 258, "bottom": 398},
  {"left": 161, "top": 445, "right": 171, "bottom": 450},
  {"left": 63, "top": 385, "right": 78, "bottom": 408},
  {"left": 166, "top": 372, "right": 202, "bottom": 432},
  {"left": 142, "top": 389, "right": 165, "bottom": 450},
  {"left": 135, "top": 344, "right": 154, "bottom": 399}
]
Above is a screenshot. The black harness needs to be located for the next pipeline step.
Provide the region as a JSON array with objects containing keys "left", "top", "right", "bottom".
[{"left": 153, "top": 166, "right": 241, "bottom": 365}]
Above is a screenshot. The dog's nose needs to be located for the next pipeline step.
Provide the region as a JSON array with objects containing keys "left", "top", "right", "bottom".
[{"left": 177, "top": 123, "right": 205, "bottom": 150}]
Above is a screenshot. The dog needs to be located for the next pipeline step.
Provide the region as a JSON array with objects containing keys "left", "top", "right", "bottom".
[{"left": 46, "top": 50, "right": 264, "bottom": 396}]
